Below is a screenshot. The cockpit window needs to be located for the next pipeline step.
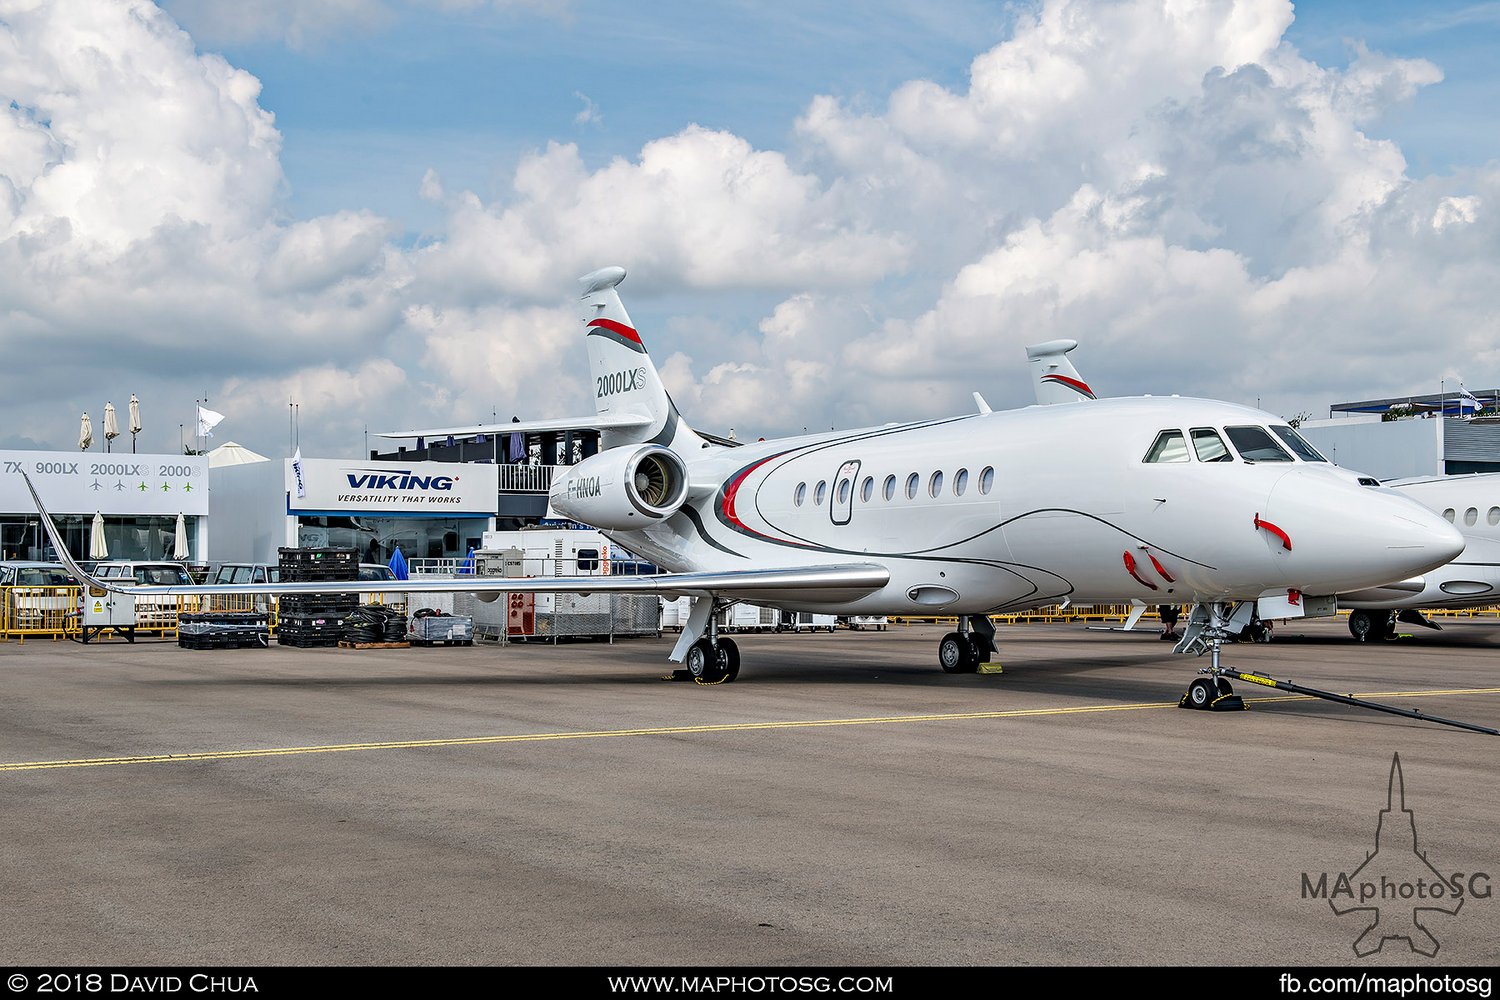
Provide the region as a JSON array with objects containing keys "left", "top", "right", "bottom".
[
  {"left": 1143, "top": 430, "right": 1190, "bottom": 463},
  {"left": 1271, "top": 425, "right": 1328, "bottom": 462},
  {"left": 1224, "top": 425, "right": 1293, "bottom": 462},
  {"left": 1190, "top": 428, "right": 1232, "bottom": 463}
]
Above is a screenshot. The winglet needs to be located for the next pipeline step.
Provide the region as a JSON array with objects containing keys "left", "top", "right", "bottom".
[
  {"left": 1027, "top": 339, "right": 1097, "bottom": 404},
  {"left": 19, "top": 472, "right": 129, "bottom": 594},
  {"left": 972, "top": 392, "right": 992, "bottom": 415}
]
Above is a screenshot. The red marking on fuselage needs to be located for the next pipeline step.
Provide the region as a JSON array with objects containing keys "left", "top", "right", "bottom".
[
  {"left": 587, "top": 317, "right": 643, "bottom": 345},
  {"left": 1253, "top": 513, "right": 1293, "bottom": 551},
  {"left": 1147, "top": 553, "right": 1175, "bottom": 583},
  {"left": 722, "top": 455, "right": 780, "bottom": 531},
  {"left": 1123, "top": 551, "right": 1158, "bottom": 590}
]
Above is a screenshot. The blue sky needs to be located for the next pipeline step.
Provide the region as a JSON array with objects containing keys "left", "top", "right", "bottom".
[
  {"left": 180, "top": 0, "right": 1500, "bottom": 231},
  {"left": 5, "top": 0, "right": 1500, "bottom": 456},
  {"left": 188, "top": 1, "right": 1012, "bottom": 236}
]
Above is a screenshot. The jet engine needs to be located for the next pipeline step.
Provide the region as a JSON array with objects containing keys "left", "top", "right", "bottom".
[{"left": 548, "top": 444, "right": 689, "bottom": 530}]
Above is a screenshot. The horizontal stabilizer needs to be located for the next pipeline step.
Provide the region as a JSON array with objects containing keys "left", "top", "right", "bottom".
[{"left": 376, "top": 413, "right": 651, "bottom": 440}]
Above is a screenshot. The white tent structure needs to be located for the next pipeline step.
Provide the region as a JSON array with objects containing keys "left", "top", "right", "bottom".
[{"left": 206, "top": 441, "right": 270, "bottom": 468}]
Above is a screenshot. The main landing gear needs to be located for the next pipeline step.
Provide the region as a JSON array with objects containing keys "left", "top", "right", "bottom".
[
  {"left": 938, "top": 615, "right": 997, "bottom": 674},
  {"left": 1347, "top": 609, "right": 1395, "bottom": 642},
  {"left": 1175, "top": 602, "right": 1248, "bottom": 712},
  {"left": 674, "top": 597, "right": 741, "bottom": 684}
]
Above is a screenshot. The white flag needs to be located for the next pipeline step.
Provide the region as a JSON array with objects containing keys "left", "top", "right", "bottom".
[
  {"left": 197, "top": 405, "right": 226, "bottom": 437},
  {"left": 1460, "top": 384, "right": 1481, "bottom": 412},
  {"left": 292, "top": 447, "right": 306, "bottom": 498}
]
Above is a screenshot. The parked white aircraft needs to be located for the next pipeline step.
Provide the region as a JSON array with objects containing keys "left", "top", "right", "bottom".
[
  {"left": 1337, "top": 474, "right": 1500, "bottom": 640},
  {"left": 26, "top": 268, "right": 1464, "bottom": 707},
  {"left": 1027, "top": 344, "right": 1500, "bottom": 644}
]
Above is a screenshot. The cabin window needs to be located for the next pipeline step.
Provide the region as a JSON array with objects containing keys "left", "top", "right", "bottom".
[
  {"left": 1190, "top": 428, "right": 1232, "bottom": 463},
  {"left": 1443, "top": 508, "right": 1456, "bottom": 522},
  {"left": 794, "top": 482, "right": 806, "bottom": 507},
  {"left": 929, "top": 471, "right": 944, "bottom": 498},
  {"left": 979, "top": 466, "right": 995, "bottom": 495},
  {"left": 1271, "top": 425, "right": 1328, "bottom": 462},
  {"left": 577, "top": 548, "right": 600, "bottom": 571},
  {"left": 954, "top": 468, "right": 969, "bottom": 496},
  {"left": 861, "top": 476, "right": 874, "bottom": 503},
  {"left": 906, "top": 473, "right": 919, "bottom": 500},
  {"left": 1489, "top": 507, "right": 1500, "bottom": 526},
  {"left": 838, "top": 478, "right": 852, "bottom": 506},
  {"left": 1465, "top": 507, "right": 1479, "bottom": 527},
  {"left": 1143, "top": 430, "right": 1190, "bottom": 463},
  {"left": 883, "top": 475, "right": 896, "bottom": 502},
  {"left": 814, "top": 480, "right": 827, "bottom": 506},
  {"left": 1224, "top": 426, "right": 1293, "bottom": 462}
]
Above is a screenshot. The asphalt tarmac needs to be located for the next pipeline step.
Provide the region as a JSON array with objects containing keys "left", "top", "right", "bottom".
[{"left": 1, "top": 618, "right": 1497, "bottom": 966}]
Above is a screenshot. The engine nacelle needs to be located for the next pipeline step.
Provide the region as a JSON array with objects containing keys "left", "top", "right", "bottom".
[{"left": 549, "top": 445, "right": 689, "bottom": 530}]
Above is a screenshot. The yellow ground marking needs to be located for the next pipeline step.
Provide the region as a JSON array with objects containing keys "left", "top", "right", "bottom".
[{"left": 4, "top": 687, "right": 1497, "bottom": 773}]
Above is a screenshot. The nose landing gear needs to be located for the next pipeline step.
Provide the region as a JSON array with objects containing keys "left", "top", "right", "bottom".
[{"left": 1176, "top": 602, "right": 1247, "bottom": 712}]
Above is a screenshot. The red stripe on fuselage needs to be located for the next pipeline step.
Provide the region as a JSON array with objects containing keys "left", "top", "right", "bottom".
[
  {"left": 587, "top": 317, "right": 644, "bottom": 345},
  {"left": 722, "top": 455, "right": 782, "bottom": 532}
]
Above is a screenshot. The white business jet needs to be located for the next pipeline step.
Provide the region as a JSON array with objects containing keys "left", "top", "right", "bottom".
[
  {"left": 26, "top": 268, "right": 1464, "bottom": 707},
  {"left": 1337, "top": 474, "right": 1500, "bottom": 640}
]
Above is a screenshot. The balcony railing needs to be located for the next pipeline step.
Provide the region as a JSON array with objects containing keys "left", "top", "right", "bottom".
[{"left": 497, "top": 464, "right": 559, "bottom": 493}]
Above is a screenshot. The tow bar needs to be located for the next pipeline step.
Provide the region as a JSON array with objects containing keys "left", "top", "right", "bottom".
[{"left": 1185, "top": 667, "right": 1498, "bottom": 736}]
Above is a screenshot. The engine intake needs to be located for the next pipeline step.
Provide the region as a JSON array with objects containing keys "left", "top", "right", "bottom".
[{"left": 549, "top": 445, "right": 689, "bottom": 530}]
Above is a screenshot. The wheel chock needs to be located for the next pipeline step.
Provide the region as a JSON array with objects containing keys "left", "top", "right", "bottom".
[
  {"left": 978, "top": 662, "right": 1004, "bottom": 675},
  {"left": 663, "top": 669, "right": 694, "bottom": 682},
  {"left": 1177, "top": 690, "right": 1246, "bottom": 711}
]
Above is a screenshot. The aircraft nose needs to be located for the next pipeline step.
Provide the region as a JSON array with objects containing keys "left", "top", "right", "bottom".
[{"left": 1263, "top": 474, "right": 1466, "bottom": 594}]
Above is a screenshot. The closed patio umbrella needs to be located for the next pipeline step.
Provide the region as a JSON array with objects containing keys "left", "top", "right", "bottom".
[
  {"left": 89, "top": 511, "right": 108, "bottom": 560},
  {"left": 103, "top": 402, "right": 119, "bottom": 452},
  {"left": 388, "top": 545, "right": 409, "bottom": 581},
  {"left": 78, "top": 412, "right": 93, "bottom": 451},
  {"left": 173, "top": 512, "right": 189, "bottom": 561},
  {"left": 128, "top": 394, "right": 142, "bottom": 453}
]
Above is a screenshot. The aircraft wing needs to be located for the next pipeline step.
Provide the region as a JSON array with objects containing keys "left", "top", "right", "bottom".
[
  {"left": 22, "top": 473, "right": 887, "bottom": 603},
  {"left": 374, "top": 413, "right": 651, "bottom": 440}
]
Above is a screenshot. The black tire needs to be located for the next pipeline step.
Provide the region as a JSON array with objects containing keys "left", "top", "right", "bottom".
[
  {"left": 720, "top": 638, "right": 740, "bottom": 682},
  {"left": 1215, "top": 678, "right": 1234, "bottom": 697},
  {"left": 1348, "top": 610, "right": 1375, "bottom": 642},
  {"left": 686, "top": 639, "right": 725, "bottom": 682},
  {"left": 939, "top": 632, "right": 979, "bottom": 673},
  {"left": 1378, "top": 613, "right": 1398, "bottom": 640},
  {"left": 1187, "top": 677, "right": 1216, "bottom": 709}
]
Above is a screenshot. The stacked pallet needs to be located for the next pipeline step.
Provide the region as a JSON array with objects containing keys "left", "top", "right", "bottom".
[
  {"left": 179, "top": 612, "right": 269, "bottom": 650},
  {"left": 277, "top": 547, "right": 358, "bottom": 648},
  {"left": 409, "top": 610, "right": 474, "bottom": 647}
]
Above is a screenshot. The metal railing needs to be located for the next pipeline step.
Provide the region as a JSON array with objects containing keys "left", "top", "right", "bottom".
[
  {"left": 497, "top": 464, "right": 560, "bottom": 492},
  {"left": 1, "top": 585, "right": 82, "bottom": 642}
]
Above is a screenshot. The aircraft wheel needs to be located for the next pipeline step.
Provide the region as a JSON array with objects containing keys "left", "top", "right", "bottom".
[
  {"left": 938, "top": 632, "right": 978, "bottom": 673},
  {"left": 1348, "top": 610, "right": 1376, "bottom": 642},
  {"left": 719, "top": 638, "right": 740, "bottom": 682},
  {"left": 1378, "top": 614, "right": 1398, "bottom": 640},
  {"left": 686, "top": 639, "right": 726, "bottom": 683},
  {"left": 1186, "top": 677, "right": 1216, "bottom": 710},
  {"left": 1215, "top": 678, "right": 1234, "bottom": 697}
]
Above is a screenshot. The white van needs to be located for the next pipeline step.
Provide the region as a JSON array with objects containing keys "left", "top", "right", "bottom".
[{"left": 93, "top": 561, "right": 195, "bottom": 627}]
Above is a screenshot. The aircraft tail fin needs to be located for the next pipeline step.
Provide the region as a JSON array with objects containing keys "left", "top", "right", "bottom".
[
  {"left": 1027, "top": 339, "right": 1096, "bottom": 404},
  {"left": 579, "top": 267, "right": 706, "bottom": 453}
]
